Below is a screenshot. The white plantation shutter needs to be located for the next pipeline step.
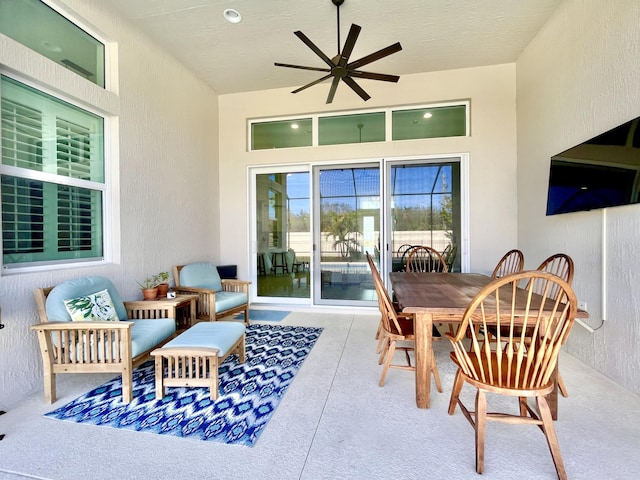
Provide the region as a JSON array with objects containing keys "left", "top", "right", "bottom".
[{"left": 1, "top": 75, "right": 104, "bottom": 267}]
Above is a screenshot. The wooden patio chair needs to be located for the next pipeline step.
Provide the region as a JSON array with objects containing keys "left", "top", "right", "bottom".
[
  {"left": 405, "top": 245, "right": 449, "bottom": 273},
  {"left": 32, "top": 276, "right": 177, "bottom": 404},
  {"left": 404, "top": 246, "right": 453, "bottom": 334},
  {"left": 491, "top": 248, "right": 525, "bottom": 278},
  {"left": 366, "top": 253, "right": 442, "bottom": 391},
  {"left": 530, "top": 253, "right": 574, "bottom": 397},
  {"left": 173, "top": 262, "right": 251, "bottom": 324},
  {"left": 446, "top": 271, "right": 578, "bottom": 480},
  {"left": 442, "top": 243, "right": 458, "bottom": 272}
]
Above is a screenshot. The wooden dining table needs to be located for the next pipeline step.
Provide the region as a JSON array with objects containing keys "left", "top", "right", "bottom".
[{"left": 389, "top": 271, "right": 587, "bottom": 419}]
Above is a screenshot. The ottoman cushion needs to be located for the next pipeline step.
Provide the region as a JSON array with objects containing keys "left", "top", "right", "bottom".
[{"left": 163, "top": 321, "right": 245, "bottom": 357}]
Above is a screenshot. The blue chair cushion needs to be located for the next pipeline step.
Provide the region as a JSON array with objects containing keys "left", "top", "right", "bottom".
[
  {"left": 162, "top": 321, "right": 245, "bottom": 357},
  {"left": 130, "top": 318, "right": 176, "bottom": 357},
  {"left": 179, "top": 262, "right": 222, "bottom": 292},
  {"left": 46, "top": 276, "right": 128, "bottom": 322},
  {"left": 215, "top": 291, "right": 247, "bottom": 313}
]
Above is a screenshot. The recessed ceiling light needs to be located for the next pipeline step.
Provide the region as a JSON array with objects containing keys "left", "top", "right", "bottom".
[
  {"left": 41, "top": 40, "right": 62, "bottom": 53},
  {"left": 223, "top": 8, "right": 242, "bottom": 24}
]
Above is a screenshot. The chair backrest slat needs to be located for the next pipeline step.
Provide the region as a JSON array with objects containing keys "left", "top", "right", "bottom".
[
  {"left": 447, "top": 270, "right": 577, "bottom": 391},
  {"left": 529, "top": 253, "right": 574, "bottom": 300},
  {"left": 405, "top": 246, "right": 449, "bottom": 273},
  {"left": 491, "top": 249, "right": 525, "bottom": 279}
]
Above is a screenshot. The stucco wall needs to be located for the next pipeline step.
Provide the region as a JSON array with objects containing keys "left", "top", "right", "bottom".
[
  {"left": 218, "top": 64, "right": 519, "bottom": 282},
  {"left": 516, "top": 0, "right": 640, "bottom": 395},
  {"left": 0, "top": 0, "right": 220, "bottom": 407}
]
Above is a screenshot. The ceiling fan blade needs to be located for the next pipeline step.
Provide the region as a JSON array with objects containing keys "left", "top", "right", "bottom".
[
  {"left": 348, "top": 70, "right": 400, "bottom": 83},
  {"left": 291, "top": 73, "right": 333, "bottom": 94},
  {"left": 294, "top": 31, "right": 335, "bottom": 68},
  {"left": 347, "top": 42, "right": 402, "bottom": 70},
  {"left": 326, "top": 76, "right": 341, "bottom": 104},
  {"left": 343, "top": 77, "right": 371, "bottom": 102},
  {"left": 338, "top": 24, "right": 361, "bottom": 67},
  {"left": 274, "top": 62, "right": 331, "bottom": 73}
]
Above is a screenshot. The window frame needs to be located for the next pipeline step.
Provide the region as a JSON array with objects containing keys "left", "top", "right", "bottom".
[{"left": 0, "top": 3, "right": 118, "bottom": 275}]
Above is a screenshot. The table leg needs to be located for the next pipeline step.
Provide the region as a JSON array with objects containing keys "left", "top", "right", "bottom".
[{"left": 413, "top": 311, "right": 433, "bottom": 409}]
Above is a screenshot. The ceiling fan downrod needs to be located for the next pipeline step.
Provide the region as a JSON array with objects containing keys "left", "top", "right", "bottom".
[{"left": 333, "top": 0, "right": 345, "bottom": 55}]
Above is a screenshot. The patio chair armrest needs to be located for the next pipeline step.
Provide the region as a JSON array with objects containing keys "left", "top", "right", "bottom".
[
  {"left": 221, "top": 279, "right": 251, "bottom": 294},
  {"left": 172, "top": 285, "right": 215, "bottom": 295},
  {"left": 31, "top": 321, "right": 134, "bottom": 331}
]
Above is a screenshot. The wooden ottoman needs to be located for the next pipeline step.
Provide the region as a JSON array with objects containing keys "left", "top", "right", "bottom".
[{"left": 151, "top": 321, "right": 246, "bottom": 400}]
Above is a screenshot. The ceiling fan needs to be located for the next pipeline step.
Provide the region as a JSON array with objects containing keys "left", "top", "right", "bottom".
[{"left": 274, "top": 0, "right": 402, "bottom": 104}]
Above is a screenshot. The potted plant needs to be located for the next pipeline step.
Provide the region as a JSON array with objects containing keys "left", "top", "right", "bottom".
[
  {"left": 154, "top": 271, "right": 170, "bottom": 297},
  {"left": 137, "top": 276, "right": 159, "bottom": 300}
]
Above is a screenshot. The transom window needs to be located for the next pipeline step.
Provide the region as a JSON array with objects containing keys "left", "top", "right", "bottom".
[
  {"left": 249, "top": 102, "right": 469, "bottom": 151},
  {"left": 0, "top": 0, "right": 106, "bottom": 87}
]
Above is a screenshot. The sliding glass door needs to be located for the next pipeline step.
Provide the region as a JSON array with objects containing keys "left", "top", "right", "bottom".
[
  {"left": 253, "top": 169, "right": 311, "bottom": 302},
  {"left": 250, "top": 155, "right": 465, "bottom": 306},
  {"left": 313, "top": 164, "right": 380, "bottom": 306},
  {"left": 387, "top": 160, "right": 461, "bottom": 274}
]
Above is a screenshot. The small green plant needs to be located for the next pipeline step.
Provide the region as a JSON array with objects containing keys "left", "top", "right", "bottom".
[
  {"left": 136, "top": 276, "right": 157, "bottom": 290},
  {"left": 154, "top": 271, "right": 170, "bottom": 285}
]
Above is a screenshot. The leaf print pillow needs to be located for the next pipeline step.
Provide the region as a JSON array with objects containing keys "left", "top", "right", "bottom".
[{"left": 63, "top": 289, "right": 120, "bottom": 322}]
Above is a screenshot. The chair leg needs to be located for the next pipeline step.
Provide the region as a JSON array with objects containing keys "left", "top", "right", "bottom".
[
  {"left": 122, "top": 373, "right": 133, "bottom": 404},
  {"left": 379, "top": 340, "right": 397, "bottom": 387},
  {"left": 448, "top": 368, "right": 464, "bottom": 415},
  {"left": 557, "top": 371, "right": 569, "bottom": 398},
  {"left": 378, "top": 336, "right": 390, "bottom": 365},
  {"left": 375, "top": 319, "right": 382, "bottom": 340},
  {"left": 431, "top": 349, "right": 443, "bottom": 393},
  {"left": 537, "top": 396, "right": 568, "bottom": 480},
  {"left": 43, "top": 366, "right": 56, "bottom": 404},
  {"left": 376, "top": 331, "right": 387, "bottom": 355},
  {"left": 475, "top": 389, "right": 487, "bottom": 475},
  {"left": 519, "top": 396, "right": 528, "bottom": 417}
]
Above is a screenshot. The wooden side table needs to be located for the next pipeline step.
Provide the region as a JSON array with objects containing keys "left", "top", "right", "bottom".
[{"left": 125, "top": 294, "right": 199, "bottom": 331}]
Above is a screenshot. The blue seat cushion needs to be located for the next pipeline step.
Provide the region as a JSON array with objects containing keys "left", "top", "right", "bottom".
[
  {"left": 179, "top": 262, "right": 222, "bottom": 292},
  {"left": 46, "top": 276, "right": 128, "bottom": 322},
  {"left": 130, "top": 318, "right": 176, "bottom": 357},
  {"left": 215, "top": 291, "right": 247, "bottom": 313},
  {"left": 162, "top": 321, "right": 245, "bottom": 357}
]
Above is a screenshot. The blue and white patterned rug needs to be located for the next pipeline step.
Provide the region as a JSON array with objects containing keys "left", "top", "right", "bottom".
[
  {"left": 44, "top": 324, "right": 322, "bottom": 446},
  {"left": 234, "top": 309, "right": 291, "bottom": 322}
]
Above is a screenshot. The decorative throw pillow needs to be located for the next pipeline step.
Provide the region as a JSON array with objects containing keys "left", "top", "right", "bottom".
[{"left": 63, "top": 289, "right": 120, "bottom": 322}]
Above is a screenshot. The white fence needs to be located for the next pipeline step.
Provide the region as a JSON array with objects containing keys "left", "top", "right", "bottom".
[{"left": 287, "top": 231, "right": 452, "bottom": 259}]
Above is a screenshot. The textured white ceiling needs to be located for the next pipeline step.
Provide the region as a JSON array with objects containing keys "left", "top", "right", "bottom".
[{"left": 98, "top": 0, "right": 562, "bottom": 95}]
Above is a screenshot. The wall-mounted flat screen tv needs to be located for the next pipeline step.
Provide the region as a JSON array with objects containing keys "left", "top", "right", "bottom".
[{"left": 546, "top": 116, "right": 640, "bottom": 215}]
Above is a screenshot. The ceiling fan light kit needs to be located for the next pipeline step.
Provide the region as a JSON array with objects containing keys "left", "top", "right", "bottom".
[{"left": 275, "top": 0, "right": 402, "bottom": 104}]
